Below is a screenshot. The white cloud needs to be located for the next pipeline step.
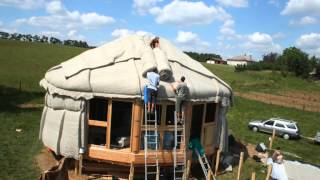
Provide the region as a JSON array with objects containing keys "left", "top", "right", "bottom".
[
  {"left": 242, "top": 32, "right": 282, "bottom": 53},
  {"left": 133, "top": 0, "right": 162, "bottom": 15},
  {"left": 80, "top": 13, "right": 115, "bottom": 26},
  {"left": 67, "top": 30, "right": 85, "bottom": 40},
  {"left": 14, "top": 1, "right": 115, "bottom": 30},
  {"left": 289, "top": 16, "right": 318, "bottom": 26},
  {"left": 46, "top": 1, "right": 64, "bottom": 14},
  {"left": 175, "top": 31, "right": 210, "bottom": 52},
  {"left": 296, "top": 33, "right": 320, "bottom": 57},
  {"left": 111, "top": 29, "right": 135, "bottom": 38},
  {"left": 215, "top": 0, "right": 248, "bottom": 8},
  {"left": 150, "top": 0, "right": 231, "bottom": 25},
  {"left": 111, "top": 28, "right": 154, "bottom": 39},
  {"left": 281, "top": 0, "right": 320, "bottom": 15},
  {"left": 0, "top": 0, "right": 45, "bottom": 10}
]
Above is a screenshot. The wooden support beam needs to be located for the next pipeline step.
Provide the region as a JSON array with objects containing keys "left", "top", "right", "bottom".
[
  {"left": 266, "top": 164, "right": 272, "bottom": 180},
  {"left": 131, "top": 102, "right": 142, "bottom": 153},
  {"left": 75, "top": 159, "right": 79, "bottom": 175},
  {"left": 237, "top": 152, "right": 244, "bottom": 180},
  {"left": 78, "top": 153, "right": 83, "bottom": 180},
  {"left": 214, "top": 148, "right": 221, "bottom": 176},
  {"left": 251, "top": 172, "right": 256, "bottom": 180},
  {"left": 269, "top": 129, "right": 276, "bottom": 150},
  {"left": 129, "top": 162, "right": 134, "bottom": 180},
  {"left": 207, "top": 170, "right": 213, "bottom": 180},
  {"left": 185, "top": 160, "right": 191, "bottom": 180}
]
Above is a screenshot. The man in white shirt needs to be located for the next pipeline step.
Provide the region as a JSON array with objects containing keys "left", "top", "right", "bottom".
[{"left": 146, "top": 71, "right": 160, "bottom": 113}]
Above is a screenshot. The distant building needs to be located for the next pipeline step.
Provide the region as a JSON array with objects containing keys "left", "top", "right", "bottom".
[
  {"left": 227, "top": 55, "right": 255, "bottom": 66},
  {"left": 206, "top": 58, "right": 227, "bottom": 65}
]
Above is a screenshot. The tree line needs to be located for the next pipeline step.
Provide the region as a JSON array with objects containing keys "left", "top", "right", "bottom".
[
  {"left": 0, "top": 31, "right": 89, "bottom": 48},
  {"left": 235, "top": 47, "right": 320, "bottom": 79},
  {"left": 184, "top": 51, "right": 222, "bottom": 62}
]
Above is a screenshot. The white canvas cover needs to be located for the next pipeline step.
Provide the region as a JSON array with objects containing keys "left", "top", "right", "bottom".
[
  {"left": 39, "top": 35, "right": 233, "bottom": 158},
  {"left": 40, "top": 35, "right": 232, "bottom": 103}
]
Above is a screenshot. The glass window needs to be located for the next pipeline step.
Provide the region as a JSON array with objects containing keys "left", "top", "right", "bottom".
[
  {"left": 163, "top": 131, "right": 182, "bottom": 150},
  {"left": 89, "top": 98, "right": 108, "bottom": 121},
  {"left": 191, "top": 104, "right": 204, "bottom": 139},
  {"left": 110, "top": 101, "right": 132, "bottom": 148},
  {"left": 275, "top": 123, "right": 285, "bottom": 128},
  {"left": 205, "top": 103, "right": 216, "bottom": 123},
  {"left": 166, "top": 105, "right": 175, "bottom": 125},
  {"left": 140, "top": 131, "right": 160, "bottom": 150},
  {"left": 88, "top": 126, "right": 106, "bottom": 146},
  {"left": 264, "top": 120, "right": 274, "bottom": 126},
  {"left": 286, "top": 124, "right": 296, "bottom": 129}
]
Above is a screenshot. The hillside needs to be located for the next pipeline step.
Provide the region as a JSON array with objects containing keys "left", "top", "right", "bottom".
[{"left": 0, "top": 40, "right": 319, "bottom": 179}]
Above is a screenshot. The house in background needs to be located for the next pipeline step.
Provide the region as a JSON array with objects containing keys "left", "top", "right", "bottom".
[
  {"left": 206, "top": 57, "right": 227, "bottom": 65},
  {"left": 227, "top": 54, "right": 255, "bottom": 66}
]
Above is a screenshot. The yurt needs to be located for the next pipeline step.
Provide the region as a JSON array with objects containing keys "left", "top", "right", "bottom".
[{"left": 39, "top": 35, "right": 233, "bottom": 179}]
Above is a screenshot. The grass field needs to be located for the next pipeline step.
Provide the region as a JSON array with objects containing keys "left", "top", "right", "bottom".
[{"left": 0, "top": 40, "right": 319, "bottom": 179}]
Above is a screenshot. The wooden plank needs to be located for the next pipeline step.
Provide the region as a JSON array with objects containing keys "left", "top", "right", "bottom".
[
  {"left": 185, "top": 160, "right": 191, "bottom": 180},
  {"left": 269, "top": 129, "right": 276, "bottom": 150},
  {"left": 266, "top": 164, "right": 272, "bottom": 180},
  {"left": 251, "top": 172, "right": 256, "bottom": 180},
  {"left": 207, "top": 170, "right": 212, "bottom": 180},
  {"left": 88, "top": 120, "right": 107, "bottom": 127},
  {"left": 237, "top": 152, "right": 244, "bottom": 180},
  {"left": 106, "top": 99, "right": 112, "bottom": 149}
]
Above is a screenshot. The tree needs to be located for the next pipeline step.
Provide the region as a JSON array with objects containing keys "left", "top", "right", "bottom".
[
  {"left": 263, "top": 52, "right": 278, "bottom": 64},
  {"left": 278, "top": 47, "right": 311, "bottom": 78}
]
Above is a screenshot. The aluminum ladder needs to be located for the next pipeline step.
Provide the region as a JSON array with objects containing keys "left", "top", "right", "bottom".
[
  {"left": 195, "top": 148, "right": 216, "bottom": 180},
  {"left": 144, "top": 105, "right": 160, "bottom": 180},
  {"left": 173, "top": 112, "right": 187, "bottom": 180}
]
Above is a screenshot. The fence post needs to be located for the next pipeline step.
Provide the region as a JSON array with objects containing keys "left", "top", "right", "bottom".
[
  {"left": 237, "top": 152, "right": 244, "bottom": 180},
  {"left": 215, "top": 148, "right": 221, "bottom": 176}
]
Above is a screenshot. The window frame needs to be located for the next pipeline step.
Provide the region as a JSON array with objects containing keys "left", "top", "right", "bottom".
[
  {"left": 88, "top": 98, "right": 112, "bottom": 148},
  {"left": 88, "top": 98, "right": 134, "bottom": 149}
]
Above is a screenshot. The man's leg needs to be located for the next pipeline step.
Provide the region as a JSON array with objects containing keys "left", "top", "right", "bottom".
[
  {"left": 147, "top": 88, "right": 152, "bottom": 113},
  {"left": 176, "top": 97, "right": 182, "bottom": 119}
]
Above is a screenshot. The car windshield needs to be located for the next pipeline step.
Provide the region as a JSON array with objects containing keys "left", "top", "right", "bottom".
[{"left": 286, "top": 124, "right": 296, "bottom": 129}]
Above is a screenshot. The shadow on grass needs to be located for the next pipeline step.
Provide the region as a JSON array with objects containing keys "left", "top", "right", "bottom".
[{"left": 0, "top": 85, "right": 44, "bottom": 112}]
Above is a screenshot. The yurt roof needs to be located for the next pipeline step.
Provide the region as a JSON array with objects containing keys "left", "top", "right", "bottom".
[{"left": 40, "top": 35, "right": 233, "bottom": 104}]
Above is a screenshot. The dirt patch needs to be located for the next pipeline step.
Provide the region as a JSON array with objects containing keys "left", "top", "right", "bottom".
[
  {"left": 35, "top": 148, "right": 58, "bottom": 172},
  {"left": 17, "top": 103, "right": 43, "bottom": 109},
  {"left": 235, "top": 91, "right": 320, "bottom": 112}
]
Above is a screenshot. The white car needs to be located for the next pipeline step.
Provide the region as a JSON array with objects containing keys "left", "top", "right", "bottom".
[{"left": 248, "top": 118, "right": 300, "bottom": 140}]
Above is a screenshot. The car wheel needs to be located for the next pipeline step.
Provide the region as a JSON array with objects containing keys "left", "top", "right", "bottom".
[
  {"left": 252, "top": 126, "right": 258, "bottom": 132},
  {"left": 283, "top": 134, "right": 290, "bottom": 140}
]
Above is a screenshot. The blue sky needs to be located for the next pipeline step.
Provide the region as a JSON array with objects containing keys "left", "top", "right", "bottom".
[{"left": 0, "top": 0, "right": 319, "bottom": 60}]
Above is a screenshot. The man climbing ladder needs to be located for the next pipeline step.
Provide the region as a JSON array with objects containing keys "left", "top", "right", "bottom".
[{"left": 170, "top": 76, "right": 189, "bottom": 120}]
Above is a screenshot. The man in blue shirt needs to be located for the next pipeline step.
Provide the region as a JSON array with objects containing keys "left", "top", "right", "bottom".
[{"left": 146, "top": 71, "right": 160, "bottom": 113}]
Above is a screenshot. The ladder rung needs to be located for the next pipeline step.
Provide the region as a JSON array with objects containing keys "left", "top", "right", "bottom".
[
  {"left": 146, "top": 164, "right": 158, "bottom": 167},
  {"left": 145, "top": 134, "right": 157, "bottom": 137}
]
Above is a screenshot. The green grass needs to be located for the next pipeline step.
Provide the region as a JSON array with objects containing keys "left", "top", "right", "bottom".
[
  {"left": 0, "top": 40, "right": 86, "bottom": 179},
  {"left": 0, "top": 39, "right": 86, "bottom": 92},
  {"left": 203, "top": 63, "right": 320, "bottom": 93},
  {"left": 229, "top": 97, "right": 320, "bottom": 163}
]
